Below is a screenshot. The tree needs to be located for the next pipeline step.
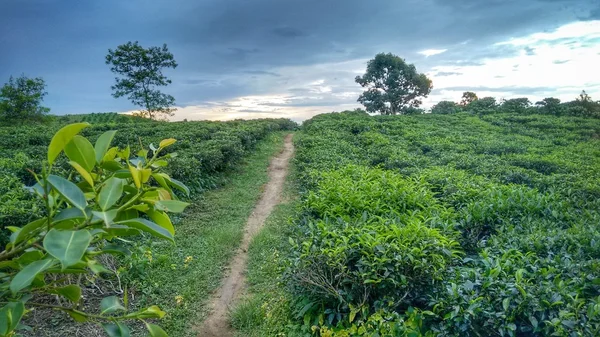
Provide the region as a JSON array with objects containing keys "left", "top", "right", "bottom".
[
  {"left": 467, "top": 97, "right": 497, "bottom": 114},
  {"left": 572, "top": 90, "right": 600, "bottom": 115},
  {"left": 460, "top": 92, "right": 478, "bottom": 106},
  {"left": 355, "top": 53, "right": 432, "bottom": 115},
  {"left": 106, "top": 42, "right": 178, "bottom": 120},
  {"left": 500, "top": 98, "right": 531, "bottom": 114},
  {"left": 0, "top": 75, "right": 50, "bottom": 121},
  {"left": 535, "top": 97, "right": 563, "bottom": 115},
  {"left": 431, "top": 100, "right": 460, "bottom": 114}
]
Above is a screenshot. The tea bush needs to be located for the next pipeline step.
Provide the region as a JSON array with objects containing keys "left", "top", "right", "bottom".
[
  {"left": 284, "top": 111, "right": 600, "bottom": 336},
  {"left": 0, "top": 118, "right": 296, "bottom": 245}
]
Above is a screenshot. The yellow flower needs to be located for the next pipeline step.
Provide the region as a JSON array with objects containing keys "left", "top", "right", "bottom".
[
  {"left": 175, "top": 295, "right": 184, "bottom": 305},
  {"left": 184, "top": 256, "right": 193, "bottom": 264}
]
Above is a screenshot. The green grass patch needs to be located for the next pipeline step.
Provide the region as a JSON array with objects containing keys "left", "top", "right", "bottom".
[
  {"left": 231, "top": 159, "right": 301, "bottom": 337},
  {"left": 126, "top": 132, "right": 289, "bottom": 336}
]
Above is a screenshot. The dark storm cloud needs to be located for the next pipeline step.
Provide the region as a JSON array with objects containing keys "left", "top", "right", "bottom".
[
  {"left": 272, "top": 27, "right": 306, "bottom": 39},
  {"left": 244, "top": 70, "right": 281, "bottom": 77},
  {"left": 0, "top": 0, "right": 597, "bottom": 114}
]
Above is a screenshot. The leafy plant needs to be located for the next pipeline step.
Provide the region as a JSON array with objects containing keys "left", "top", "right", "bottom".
[
  {"left": 283, "top": 110, "right": 600, "bottom": 336},
  {"left": 0, "top": 123, "right": 189, "bottom": 336}
]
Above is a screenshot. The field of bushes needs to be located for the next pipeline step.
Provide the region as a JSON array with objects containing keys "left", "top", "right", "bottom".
[
  {"left": 249, "top": 110, "right": 600, "bottom": 336},
  {"left": 0, "top": 116, "right": 296, "bottom": 246}
]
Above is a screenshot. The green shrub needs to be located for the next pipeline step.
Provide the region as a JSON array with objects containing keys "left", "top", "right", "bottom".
[
  {"left": 287, "top": 111, "right": 600, "bottom": 336},
  {"left": 304, "top": 166, "right": 441, "bottom": 222},
  {"left": 288, "top": 218, "right": 462, "bottom": 323}
]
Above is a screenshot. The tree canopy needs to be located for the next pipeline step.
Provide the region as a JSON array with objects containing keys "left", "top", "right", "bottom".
[
  {"left": 460, "top": 92, "right": 478, "bottom": 106},
  {"left": 0, "top": 75, "right": 49, "bottom": 121},
  {"left": 355, "top": 53, "right": 432, "bottom": 115},
  {"left": 106, "top": 42, "right": 178, "bottom": 120},
  {"left": 431, "top": 100, "right": 459, "bottom": 114}
]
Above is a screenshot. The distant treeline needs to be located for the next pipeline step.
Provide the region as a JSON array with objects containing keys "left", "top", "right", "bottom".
[{"left": 429, "top": 91, "right": 600, "bottom": 117}]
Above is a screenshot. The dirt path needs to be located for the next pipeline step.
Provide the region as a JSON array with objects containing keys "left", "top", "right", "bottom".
[{"left": 197, "top": 134, "right": 294, "bottom": 337}]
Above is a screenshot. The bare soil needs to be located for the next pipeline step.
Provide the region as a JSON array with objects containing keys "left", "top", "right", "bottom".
[{"left": 196, "top": 134, "right": 294, "bottom": 337}]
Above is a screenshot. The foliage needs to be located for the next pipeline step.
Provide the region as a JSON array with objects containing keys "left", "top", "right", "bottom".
[
  {"left": 430, "top": 101, "right": 459, "bottom": 114},
  {"left": 355, "top": 53, "right": 432, "bottom": 115},
  {"left": 0, "top": 118, "right": 296, "bottom": 247},
  {"left": 499, "top": 97, "right": 531, "bottom": 114},
  {"left": 429, "top": 91, "right": 600, "bottom": 118},
  {"left": 460, "top": 92, "right": 478, "bottom": 106},
  {"left": 284, "top": 110, "right": 600, "bottom": 336},
  {"left": 466, "top": 96, "right": 497, "bottom": 114},
  {"left": 106, "top": 42, "right": 178, "bottom": 120},
  {"left": 0, "top": 123, "right": 190, "bottom": 336},
  {"left": 535, "top": 98, "right": 562, "bottom": 115},
  {"left": 0, "top": 75, "right": 50, "bottom": 122}
]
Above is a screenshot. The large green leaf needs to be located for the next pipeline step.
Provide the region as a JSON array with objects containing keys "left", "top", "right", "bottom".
[
  {"left": 98, "top": 178, "right": 124, "bottom": 211},
  {"left": 52, "top": 207, "right": 87, "bottom": 224},
  {"left": 11, "top": 218, "right": 46, "bottom": 245},
  {"left": 145, "top": 323, "right": 168, "bottom": 337},
  {"left": 92, "top": 210, "right": 119, "bottom": 227},
  {"left": 155, "top": 200, "right": 189, "bottom": 213},
  {"left": 47, "top": 175, "right": 87, "bottom": 211},
  {"left": 48, "top": 123, "right": 90, "bottom": 165},
  {"left": 147, "top": 210, "right": 174, "bottom": 236},
  {"left": 43, "top": 229, "right": 92, "bottom": 269},
  {"left": 100, "top": 296, "right": 126, "bottom": 315},
  {"left": 153, "top": 173, "right": 189, "bottom": 197},
  {"left": 168, "top": 177, "right": 190, "bottom": 196},
  {"left": 159, "top": 138, "right": 176, "bottom": 148},
  {"left": 0, "top": 302, "right": 25, "bottom": 335},
  {"left": 102, "top": 160, "right": 123, "bottom": 172},
  {"left": 102, "top": 243, "right": 131, "bottom": 256},
  {"left": 51, "top": 285, "right": 82, "bottom": 303},
  {"left": 102, "top": 322, "right": 131, "bottom": 337},
  {"left": 135, "top": 305, "right": 166, "bottom": 319},
  {"left": 117, "top": 218, "right": 174, "bottom": 242},
  {"left": 10, "top": 258, "right": 56, "bottom": 294},
  {"left": 69, "top": 161, "right": 94, "bottom": 187},
  {"left": 65, "top": 135, "right": 96, "bottom": 173},
  {"left": 102, "top": 225, "right": 142, "bottom": 237},
  {"left": 95, "top": 130, "right": 117, "bottom": 163},
  {"left": 66, "top": 310, "right": 88, "bottom": 322}
]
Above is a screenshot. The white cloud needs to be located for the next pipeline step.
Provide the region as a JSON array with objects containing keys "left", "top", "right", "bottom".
[
  {"left": 166, "top": 99, "right": 360, "bottom": 123},
  {"left": 419, "top": 49, "right": 448, "bottom": 57},
  {"left": 496, "top": 20, "right": 600, "bottom": 47},
  {"left": 425, "top": 20, "right": 600, "bottom": 107},
  {"left": 159, "top": 20, "right": 600, "bottom": 121}
]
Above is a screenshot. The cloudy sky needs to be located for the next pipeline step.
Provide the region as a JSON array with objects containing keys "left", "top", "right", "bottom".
[{"left": 1, "top": 0, "right": 599, "bottom": 121}]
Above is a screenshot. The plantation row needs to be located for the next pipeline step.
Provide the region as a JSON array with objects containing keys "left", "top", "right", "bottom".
[
  {"left": 284, "top": 111, "right": 600, "bottom": 336},
  {"left": 0, "top": 118, "right": 296, "bottom": 245}
]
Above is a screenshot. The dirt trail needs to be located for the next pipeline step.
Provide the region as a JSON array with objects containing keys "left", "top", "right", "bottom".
[{"left": 197, "top": 134, "right": 294, "bottom": 337}]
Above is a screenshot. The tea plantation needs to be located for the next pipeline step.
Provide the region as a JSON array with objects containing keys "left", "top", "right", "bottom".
[
  {"left": 242, "top": 111, "right": 600, "bottom": 336},
  {"left": 0, "top": 118, "right": 296, "bottom": 246}
]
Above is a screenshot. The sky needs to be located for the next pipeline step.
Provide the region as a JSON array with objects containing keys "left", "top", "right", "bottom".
[{"left": 1, "top": 0, "right": 599, "bottom": 122}]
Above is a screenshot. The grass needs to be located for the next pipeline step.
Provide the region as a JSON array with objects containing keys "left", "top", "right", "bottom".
[
  {"left": 230, "top": 157, "right": 302, "bottom": 337},
  {"left": 125, "top": 131, "right": 289, "bottom": 336}
]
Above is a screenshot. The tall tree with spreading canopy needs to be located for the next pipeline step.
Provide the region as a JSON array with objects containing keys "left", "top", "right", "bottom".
[
  {"left": 460, "top": 91, "right": 478, "bottom": 106},
  {"left": 106, "top": 42, "right": 178, "bottom": 120},
  {"left": 0, "top": 75, "right": 50, "bottom": 121},
  {"left": 355, "top": 53, "right": 432, "bottom": 115}
]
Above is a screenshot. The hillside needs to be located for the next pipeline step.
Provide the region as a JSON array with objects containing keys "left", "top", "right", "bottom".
[{"left": 237, "top": 111, "right": 600, "bottom": 336}]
